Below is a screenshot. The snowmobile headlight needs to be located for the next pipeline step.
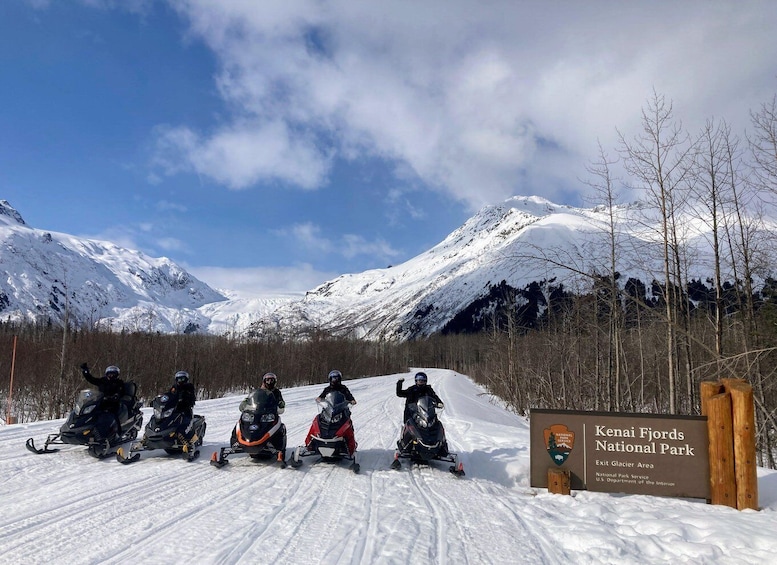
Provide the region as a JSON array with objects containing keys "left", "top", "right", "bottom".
[
  {"left": 330, "top": 412, "right": 343, "bottom": 424},
  {"left": 260, "top": 413, "right": 275, "bottom": 423},
  {"left": 241, "top": 411, "right": 254, "bottom": 423},
  {"left": 162, "top": 408, "right": 175, "bottom": 419},
  {"left": 81, "top": 404, "right": 96, "bottom": 415},
  {"left": 415, "top": 416, "right": 427, "bottom": 428}
]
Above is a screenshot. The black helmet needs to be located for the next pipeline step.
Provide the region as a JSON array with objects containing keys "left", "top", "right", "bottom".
[
  {"left": 105, "top": 365, "right": 120, "bottom": 379},
  {"left": 414, "top": 371, "right": 428, "bottom": 384},
  {"left": 175, "top": 370, "right": 189, "bottom": 384},
  {"left": 262, "top": 372, "right": 277, "bottom": 389},
  {"left": 328, "top": 369, "right": 342, "bottom": 384}
]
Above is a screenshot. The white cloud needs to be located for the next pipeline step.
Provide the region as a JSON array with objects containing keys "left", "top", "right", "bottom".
[
  {"left": 341, "top": 234, "right": 401, "bottom": 261},
  {"left": 283, "top": 222, "right": 332, "bottom": 253},
  {"left": 152, "top": 122, "right": 332, "bottom": 190},
  {"left": 156, "top": 237, "right": 187, "bottom": 252},
  {"left": 275, "top": 221, "right": 401, "bottom": 263},
  {"left": 385, "top": 188, "right": 426, "bottom": 225},
  {"left": 159, "top": 1, "right": 777, "bottom": 209},
  {"left": 156, "top": 200, "right": 188, "bottom": 213},
  {"left": 188, "top": 264, "right": 335, "bottom": 298},
  {"left": 26, "top": 0, "right": 51, "bottom": 9}
]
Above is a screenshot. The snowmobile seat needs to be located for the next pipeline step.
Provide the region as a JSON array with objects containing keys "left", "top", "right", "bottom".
[
  {"left": 121, "top": 381, "right": 138, "bottom": 404},
  {"left": 120, "top": 381, "right": 142, "bottom": 414}
]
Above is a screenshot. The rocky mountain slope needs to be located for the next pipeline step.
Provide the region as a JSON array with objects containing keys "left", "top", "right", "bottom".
[{"left": 1, "top": 196, "right": 764, "bottom": 339}]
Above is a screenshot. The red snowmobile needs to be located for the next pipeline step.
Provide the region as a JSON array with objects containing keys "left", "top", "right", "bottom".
[{"left": 291, "top": 391, "right": 360, "bottom": 473}]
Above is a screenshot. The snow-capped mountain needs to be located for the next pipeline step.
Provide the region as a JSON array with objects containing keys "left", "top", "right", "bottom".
[
  {"left": 250, "top": 195, "right": 748, "bottom": 340},
  {"left": 0, "top": 200, "right": 226, "bottom": 332},
  {"left": 1, "top": 196, "right": 768, "bottom": 338}
]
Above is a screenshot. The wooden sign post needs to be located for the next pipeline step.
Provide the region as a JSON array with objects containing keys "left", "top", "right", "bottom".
[{"left": 702, "top": 379, "right": 758, "bottom": 511}]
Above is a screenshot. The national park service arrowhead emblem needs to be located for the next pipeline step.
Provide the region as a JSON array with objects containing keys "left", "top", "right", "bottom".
[{"left": 544, "top": 424, "right": 575, "bottom": 466}]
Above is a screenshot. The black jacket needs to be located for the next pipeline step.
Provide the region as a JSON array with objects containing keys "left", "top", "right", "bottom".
[
  {"left": 261, "top": 386, "right": 285, "bottom": 406},
  {"left": 169, "top": 381, "right": 196, "bottom": 414},
  {"left": 83, "top": 368, "right": 126, "bottom": 399},
  {"left": 317, "top": 383, "right": 355, "bottom": 402},
  {"left": 396, "top": 381, "right": 442, "bottom": 406}
]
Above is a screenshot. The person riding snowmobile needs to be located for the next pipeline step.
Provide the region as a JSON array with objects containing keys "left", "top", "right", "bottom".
[
  {"left": 396, "top": 371, "right": 443, "bottom": 422},
  {"left": 309, "top": 369, "right": 357, "bottom": 455},
  {"left": 392, "top": 371, "right": 461, "bottom": 474},
  {"left": 243, "top": 372, "right": 285, "bottom": 413},
  {"left": 168, "top": 370, "right": 196, "bottom": 418},
  {"left": 80, "top": 363, "right": 128, "bottom": 429},
  {"left": 315, "top": 369, "right": 356, "bottom": 404},
  {"left": 237, "top": 372, "right": 287, "bottom": 463}
]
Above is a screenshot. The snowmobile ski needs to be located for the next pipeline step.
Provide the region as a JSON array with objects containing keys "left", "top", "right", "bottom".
[
  {"left": 183, "top": 442, "right": 201, "bottom": 462},
  {"left": 116, "top": 445, "right": 142, "bottom": 464},
  {"left": 25, "top": 436, "right": 60, "bottom": 454},
  {"left": 449, "top": 462, "right": 465, "bottom": 477},
  {"left": 210, "top": 445, "right": 286, "bottom": 468}
]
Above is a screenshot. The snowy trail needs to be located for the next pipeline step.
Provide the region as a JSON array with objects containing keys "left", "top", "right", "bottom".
[{"left": 2, "top": 370, "right": 777, "bottom": 565}]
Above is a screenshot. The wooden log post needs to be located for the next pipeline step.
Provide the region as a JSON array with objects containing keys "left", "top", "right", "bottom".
[
  {"left": 706, "top": 392, "right": 736, "bottom": 508},
  {"left": 700, "top": 381, "right": 724, "bottom": 416},
  {"left": 547, "top": 468, "right": 571, "bottom": 495},
  {"left": 725, "top": 381, "right": 759, "bottom": 510}
]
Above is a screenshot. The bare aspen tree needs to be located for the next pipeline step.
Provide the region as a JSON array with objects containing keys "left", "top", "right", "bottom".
[
  {"left": 619, "top": 91, "right": 695, "bottom": 414},
  {"left": 746, "top": 96, "right": 777, "bottom": 467},
  {"left": 690, "top": 119, "right": 736, "bottom": 360},
  {"left": 584, "top": 141, "right": 624, "bottom": 410},
  {"left": 749, "top": 95, "right": 777, "bottom": 194}
]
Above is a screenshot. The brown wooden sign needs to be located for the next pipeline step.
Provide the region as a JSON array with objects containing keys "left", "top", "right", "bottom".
[{"left": 531, "top": 409, "right": 710, "bottom": 499}]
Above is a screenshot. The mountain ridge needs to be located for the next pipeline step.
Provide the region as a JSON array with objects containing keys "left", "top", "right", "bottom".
[{"left": 1, "top": 196, "right": 769, "bottom": 338}]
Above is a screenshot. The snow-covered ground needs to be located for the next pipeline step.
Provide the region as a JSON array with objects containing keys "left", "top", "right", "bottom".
[{"left": 2, "top": 370, "right": 776, "bottom": 564}]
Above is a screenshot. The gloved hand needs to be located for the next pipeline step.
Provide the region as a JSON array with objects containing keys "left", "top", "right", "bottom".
[
  {"left": 350, "top": 400, "right": 357, "bottom": 405},
  {"left": 278, "top": 400, "right": 286, "bottom": 409},
  {"left": 315, "top": 397, "right": 321, "bottom": 403},
  {"left": 80, "top": 362, "right": 89, "bottom": 372}
]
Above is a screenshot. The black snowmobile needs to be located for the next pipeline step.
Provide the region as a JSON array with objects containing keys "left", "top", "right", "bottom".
[
  {"left": 211, "top": 388, "right": 287, "bottom": 468},
  {"left": 26, "top": 383, "right": 143, "bottom": 459},
  {"left": 291, "top": 391, "right": 360, "bottom": 473},
  {"left": 390, "top": 395, "right": 464, "bottom": 476},
  {"left": 116, "top": 392, "right": 206, "bottom": 464}
]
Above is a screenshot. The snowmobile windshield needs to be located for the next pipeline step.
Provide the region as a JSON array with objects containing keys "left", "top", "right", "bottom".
[
  {"left": 74, "top": 389, "right": 102, "bottom": 416},
  {"left": 153, "top": 394, "right": 177, "bottom": 420},
  {"left": 414, "top": 396, "right": 438, "bottom": 428},
  {"left": 242, "top": 388, "right": 278, "bottom": 415},
  {"left": 320, "top": 391, "right": 350, "bottom": 425}
]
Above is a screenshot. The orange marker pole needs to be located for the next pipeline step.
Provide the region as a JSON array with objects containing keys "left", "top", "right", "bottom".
[{"left": 7, "top": 335, "right": 17, "bottom": 424}]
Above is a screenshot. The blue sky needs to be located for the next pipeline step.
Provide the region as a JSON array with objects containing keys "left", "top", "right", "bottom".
[{"left": 2, "top": 1, "right": 776, "bottom": 297}]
